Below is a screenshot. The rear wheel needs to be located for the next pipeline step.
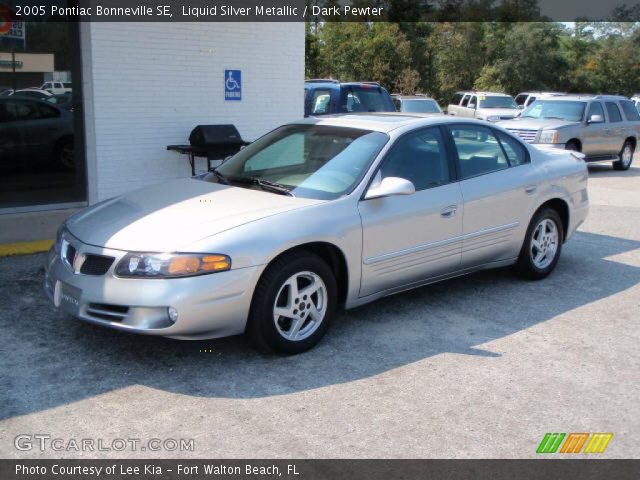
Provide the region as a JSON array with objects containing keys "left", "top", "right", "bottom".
[
  {"left": 514, "top": 208, "right": 564, "bottom": 280},
  {"left": 613, "top": 140, "right": 634, "bottom": 171},
  {"left": 54, "top": 138, "right": 75, "bottom": 171},
  {"left": 247, "top": 252, "right": 337, "bottom": 354}
]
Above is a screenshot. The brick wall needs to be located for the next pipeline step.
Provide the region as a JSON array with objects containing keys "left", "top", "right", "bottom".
[{"left": 81, "top": 22, "right": 304, "bottom": 201}]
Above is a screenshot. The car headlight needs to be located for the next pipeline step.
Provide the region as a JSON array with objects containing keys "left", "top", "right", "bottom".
[
  {"left": 486, "top": 115, "right": 501, "bottom": 122},
  {"left": 539, "top": 130, "right": 559, "bottom": 144},
  {"left": 55, "top": 224, "right": 66, "bottom": 253},
  {"left": 115, "top": 253, "right": 231, "bottom": 278}
]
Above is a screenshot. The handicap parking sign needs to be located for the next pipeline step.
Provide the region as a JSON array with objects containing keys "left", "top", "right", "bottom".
[{"left": 224, "top": 69, "right": 241, "bottom": 101}]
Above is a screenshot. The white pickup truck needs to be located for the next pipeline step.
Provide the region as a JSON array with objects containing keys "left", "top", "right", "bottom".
[{"left": 447, "top": 91, "right": 519, "bottom": 122}]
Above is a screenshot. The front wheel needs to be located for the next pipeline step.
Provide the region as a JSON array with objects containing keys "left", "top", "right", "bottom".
[
  {"left": 247, "top": 252, "right": 337, "bottom": 354},
  {"left": 613, "top": 140, "right": 634, "bottom": 171},
  {"left": 514, "top": 208, "right": 564, "bottom": 280}
]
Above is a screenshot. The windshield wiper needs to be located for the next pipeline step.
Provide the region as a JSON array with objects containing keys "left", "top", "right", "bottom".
[{"left": 228, "top": 175, "right": 295, "bottom": 197}]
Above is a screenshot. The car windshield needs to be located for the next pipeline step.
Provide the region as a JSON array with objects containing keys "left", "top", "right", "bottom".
[
  {"left": 478, "top": 95, "right": 517, "bottom": 109},
  {"left": 401, "top": 99, "right": 441, "bottom": 113},
  {"left": 521, "top": 100, "right": 586, "bottom": 122},
  {"left": 205, "top": 124, "right": 388, "bottom": 200}
]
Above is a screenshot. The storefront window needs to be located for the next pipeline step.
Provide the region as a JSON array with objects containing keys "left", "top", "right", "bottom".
[{"left": 0, "top": 11, "right": 85, "bottom": 210}]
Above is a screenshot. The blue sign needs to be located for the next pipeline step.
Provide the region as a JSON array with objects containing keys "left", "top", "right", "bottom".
[{"left": 224, "top": 69, "right": 241, "bottom": 101}]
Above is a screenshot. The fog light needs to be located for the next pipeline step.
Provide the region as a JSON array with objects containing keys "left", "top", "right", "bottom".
[{"left": 167, "top": 307, "right": 179, "bottom": 323}]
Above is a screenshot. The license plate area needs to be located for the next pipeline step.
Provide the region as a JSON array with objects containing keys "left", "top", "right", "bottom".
[{"left": 54, "top": 281, "right": 82, "bottom": 314}]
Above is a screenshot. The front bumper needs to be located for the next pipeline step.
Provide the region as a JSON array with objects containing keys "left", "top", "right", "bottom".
[{"left": 44, "top": 233, "right": 263, "bottom": 339}]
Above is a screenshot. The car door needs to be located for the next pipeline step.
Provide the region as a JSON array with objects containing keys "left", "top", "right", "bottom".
[
  {"left": 604, "top": 101, "right": 625, "bottom": 154},
  {"left": 446, "top": 124, "right": 540, "bottom": 269},
  {"left": 582, "top": 101, "right": 609, "bottom": 158},
  {"left": 358, "top": 126, "right": 463, "bottom": 297},
  {"left": 466, "top": 95, "right": 478, "bottom": 118}
]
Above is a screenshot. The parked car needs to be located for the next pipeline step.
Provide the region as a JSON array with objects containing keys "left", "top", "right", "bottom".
[
  {"left": 499, "top": 95, "right": 640, "bottom": 170},
  {"left": 39, "top": 81, "right": 73, "bottom": 95},
  {"left": 45, "top": 114, "right": 588, "bottom": 353},
  {"left": 3, "top": 88, "right": 53, "bottom": 101},
  {"left": 392, "top": 94, "right": 444, "bottom": 115},
  {"left": 514, "top": 91, "right": 565, "bottom": 109},
  {"left": 0, "top": 96, "right": 74, "bottom": 169},
  {"left": 304, "top": 79, "right": 396, "bottom": 117},
  {"left": 447, "top": 91, "right": 519, "bottom": 122}
]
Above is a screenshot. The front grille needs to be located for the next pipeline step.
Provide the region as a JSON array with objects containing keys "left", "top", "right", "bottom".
[
  {"left": 80, "top": 254, "right": 115, "bottom": 275},
  {"left": 506, "top": 128, "right": 538, "bottom": 143},
  {"left": 86, "top": 303, "right": 129, "bottom": 322}
]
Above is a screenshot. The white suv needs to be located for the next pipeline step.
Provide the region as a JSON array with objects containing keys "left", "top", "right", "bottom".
[{"left": 40, "top": 81, "right": 72, "bottom": 95}]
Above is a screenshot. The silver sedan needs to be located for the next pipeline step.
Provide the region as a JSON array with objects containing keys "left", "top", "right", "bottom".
[{"left": 45, "top": 114, "right": 589, "bottom": 353}]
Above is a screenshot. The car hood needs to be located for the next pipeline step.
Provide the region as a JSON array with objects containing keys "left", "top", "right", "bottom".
[
  {"left": 66, "top": 178, "right": 324, "bottom": 252},
  {"left": 478, "top": 108, "right": 519, "bottom": 118},
  {"left": 498, "top": 118, "right": 579, "bottom": 130}
]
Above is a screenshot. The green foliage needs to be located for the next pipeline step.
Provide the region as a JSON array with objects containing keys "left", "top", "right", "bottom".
[{"left": 306, "top": 21, "right": 640, "bottom": 102}]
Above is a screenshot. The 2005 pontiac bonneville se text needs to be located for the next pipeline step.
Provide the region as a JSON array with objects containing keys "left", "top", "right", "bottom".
[{"left": 45, "top": 114, "right": 589, "bottom": 353}]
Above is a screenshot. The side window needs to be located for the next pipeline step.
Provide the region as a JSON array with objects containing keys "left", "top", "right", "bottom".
[
  {"left": 514, "top": 94, "right": 527, "bottom": 106},
  {"left": 392, "top": 97, "right": 401, "bottom": 111},
  {"left": 605, "top": 102, "right": 622, "bottom": 123},
  {"left": 37, "top": 103, "right": 60, "bottom": 119},
  {"left": 527, "top": 96, "right": 536, "bottom": 106},
  {"left": 469, "top": 96, "right": 478, "bottom": 108},
  {"left": 5, "top": 100, "right": 40, "bottom": 121},
  {"left": 380, "top": 127, "right": 451, "bottom": 191},
  {"left": 619, "top": 100, "right": 640, "bottom": 121},
  {"left": 310, "top": 89, "right": 332, "bottom": 115},
  {"left": 461, "top": 94, "right": 470, "bottom": 107},
  {"left": 587, "top": 101, "right": 605, "bottom": 121},
  {"left": 449, "top": 125, "right": 509, "bottom": 179},
  {"left": 496, "top": 131, "right": 529, "bottom": 166}
]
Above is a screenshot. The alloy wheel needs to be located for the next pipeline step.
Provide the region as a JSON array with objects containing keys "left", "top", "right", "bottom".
[
  {"left": 273, "top": 271, "right": 327, "bottom": 341},
  {"left": 530, "top": 218, "right": 559, "bottom": 270}
]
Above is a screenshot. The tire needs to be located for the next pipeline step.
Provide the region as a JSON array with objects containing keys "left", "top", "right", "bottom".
[
  {"left": 613, "top": 140, "right": 634, "bottom": 171},
  {"left": 565, "top": 141, "right": 580, "bottom": 152},
  {"left": 514, "top": 207, "right": 564, "bottom": 280},
  {"left": 247, "top": 252, "right": 337, "bottom": 354},
  {"left": 54, "top": 138, "right": 75, "bottom": 171}
]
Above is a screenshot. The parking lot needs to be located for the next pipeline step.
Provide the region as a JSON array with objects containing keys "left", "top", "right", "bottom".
[{"left": 1, "top": 160, "right": 639, "bottom": 459}]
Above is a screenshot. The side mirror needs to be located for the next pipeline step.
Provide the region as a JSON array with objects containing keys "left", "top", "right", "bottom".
[
  {"left": 517, "top": 105, "right": 525, "bottom": 110},
  {"left": 468, "top": 103, "right": 476, "bottom": 109},
  {"left": 588, "top": 114, "right": 603, "bottom": 124},
  {"left": 365, "top": 176, "right": 415, "bottom": 200}
]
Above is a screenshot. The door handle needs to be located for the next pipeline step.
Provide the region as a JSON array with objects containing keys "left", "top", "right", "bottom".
[
  {"left": 440, "top": 205, "right": 457, "bottom": 218},
  {"left": 525, "top": 185, "right": 537, "bottom": 195}
]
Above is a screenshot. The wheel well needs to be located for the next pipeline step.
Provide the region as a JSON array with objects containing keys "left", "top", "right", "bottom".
[
  {"left": 54, "top": 134, "right": 73, "bottom": 151},
  {"left": 269, "top": 242, "right": 349, "bottom": 305},
  {"left": 624, "top": 137, "right": 636, "bottom": 150},
  {"left": 566, "top": 139, "right": 581, "bottom": 151},
  {"left": 537, "top": 199, "right": 569, "bottom": 242}
]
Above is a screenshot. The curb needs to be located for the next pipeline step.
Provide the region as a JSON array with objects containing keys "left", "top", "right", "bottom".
[{"left": 0, "top": 240, "right": 54, "bottom": 257}]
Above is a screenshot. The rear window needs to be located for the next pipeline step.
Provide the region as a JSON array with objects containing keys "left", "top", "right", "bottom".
[
  {"left": 620, "top": 100, "right": 640, "bottom": 121},
  {"left": 338, "top": 86, "right": 395, "bottom": 113},
  {"left": 605, "top": 102, "right": 622, "bottom": 122}
]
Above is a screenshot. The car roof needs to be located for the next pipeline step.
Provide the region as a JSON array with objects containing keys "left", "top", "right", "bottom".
[
  {"left": 394, "top": 95, "right": 438, "bottom": 100},
  {"left": 456, "top": 91, "right": 512, "bottom": 97},
  {"left": 533, "top": 94, "right": 627, "bottom": 101},
  {"left": 292, "top": 113, "right": 483, "bottom": 133}
]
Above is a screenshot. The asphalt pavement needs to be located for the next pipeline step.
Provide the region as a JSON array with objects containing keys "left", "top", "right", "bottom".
[{"left": 1, "top": 161, "right": 638, "bottom": 459}]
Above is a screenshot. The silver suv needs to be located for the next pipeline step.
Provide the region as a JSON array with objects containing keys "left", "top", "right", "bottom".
[{"left": 499, "top": 95, "right": 640, "bottom": 171}]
